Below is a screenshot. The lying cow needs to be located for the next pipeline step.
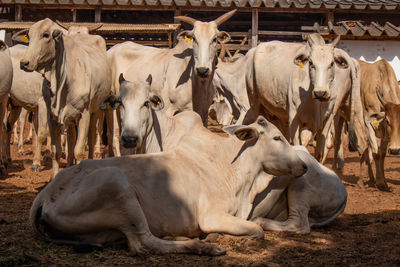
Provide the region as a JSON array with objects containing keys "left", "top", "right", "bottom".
[
  {"left": 16, "top": 18, "right": 112, "bottom": 178},
  {"left": 0, "top": 41, "right": 13, "bottom": 175},
  {"left": 30, "top": 116, "right": 307, "bottom": 255},
  {"left": 100, "top": 74, "right": 211, "bottom": 154}
]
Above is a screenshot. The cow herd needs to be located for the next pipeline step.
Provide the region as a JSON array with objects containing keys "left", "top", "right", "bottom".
[{"left": 0, "top": 9, "right": 398, "bottom": 255}]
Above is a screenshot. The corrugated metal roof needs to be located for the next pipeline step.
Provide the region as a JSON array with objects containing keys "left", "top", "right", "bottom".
[
  {"left": 0, "top": 21, "right": 180, "bottom": 33},
  {"left": 0, "top": 0, "right": 400, "bottom": 9},
  {"left": 305, "top": 21, "right": 400, "bottom": 38}
]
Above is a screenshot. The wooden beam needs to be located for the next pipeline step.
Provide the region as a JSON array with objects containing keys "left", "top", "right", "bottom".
[
  {"left": 14, "top": 5, "right": 21, "bottom": 22},
  {"left": 325, "top": 11, "right": 334, "bottom": 24},
  {"left": 251, "top": 8, "right": 258, "bottom": 47},
  {"left": 72, "top": 9, "right": 77, "bottom": 22},
  {"left": 94, "top": 7, "right": 101, "bottom": 23}
]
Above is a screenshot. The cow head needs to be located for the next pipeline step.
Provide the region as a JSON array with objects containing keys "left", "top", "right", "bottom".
[
  {"left": 294, "top": 34, "right": 346, "bottom": 101},
  {"left": 18, "top": 18, "right": 66, "bottom": 72},
  {"left": 175, "top": 10, "right": 236, "bottom": 79},
  {"left": 368, "top": 89, "right": 400, "bottom": 155},
  {"left": 224, "top": 116, "right": 307, "bottom": 177},
  {"left": 100, "top": 74, "right": 164, "bottom": 150},
  {"left": 55, "top": 20, "right": 103, "bottom": 35}
]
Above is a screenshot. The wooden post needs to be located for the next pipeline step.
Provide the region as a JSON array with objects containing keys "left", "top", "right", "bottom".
[
  {"left": 168, "top": 32, "right": 172, "bottom": 48},
  {"left": 251, "top": 8, "right": 258, "bottom": 47},
  {"left": 15, "top": 5, "right": 22, "bottom": 22},
  {"left": 72, "top": 9, "right": 77, "bottom": 22},
  {"left": 174, "top": 9, "right": 181, "bottom": 24},
  {"left": 325, "top": 11, "right": 334, "bottom": 25},
  {"left": 95, "top": 7, "right": 101, "bottom": 23}
]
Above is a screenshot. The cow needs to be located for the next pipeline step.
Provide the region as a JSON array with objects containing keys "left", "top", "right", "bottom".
[
  {"left": 100, "top": 74, "right": 206, "bottom": 154},
  {"left": 29, "top": 116, "right": 308, "bottom": 255},
  {"left": 331, "top": 59, "right": 400, "bottom": 191},
  {"left": 107, "top": 9, "right": 236, "bottom": 156},
  {"left": 6, "top": 44, "right": 48, "bottom": 172},
  {"left": 16, "top": 18, "right": 112, "bottom": 178},
  {"left": 0, "top": 41, "right": 13, "bottom": 175}
]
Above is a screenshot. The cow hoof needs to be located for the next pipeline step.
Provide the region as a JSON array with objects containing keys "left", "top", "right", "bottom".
[
  {"left": 32, "top": 165, "right": 41, "bottom": 172},
  {"left": 377, "top": 183, "right": 390, "bottom": 192},
  {"left": 203, "top": 233, "right": 219, "bottom": 243},
  {"left": 94, "top": 152, "right": 103, "bottom": 159},
  {"left": 18, "top": 151, "right": 24, "bottom": 156},
  {"left": 199, "top": 242, "right": 226, "bottom": 256}
]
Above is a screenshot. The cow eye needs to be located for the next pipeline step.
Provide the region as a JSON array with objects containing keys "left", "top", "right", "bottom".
[
  {"left": 330, "top": 62, "right": 334, "bottom": 68},
  {"left": 143, "top": 101, "right": 150, "bottom": 108},
  {"left": 273, "top": 136, "right": 282, "bottom": 141}
]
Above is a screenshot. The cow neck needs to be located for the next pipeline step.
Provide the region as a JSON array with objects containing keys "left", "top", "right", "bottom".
[
  {"left": 50, "top": 36, "right": 68, "bottom": 122},
  {"left": 225, "top": 138, "right": 266, "bottom": 219}
]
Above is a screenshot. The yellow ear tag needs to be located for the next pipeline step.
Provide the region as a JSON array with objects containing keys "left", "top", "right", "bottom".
[
  {"left": 341, "top": 61, "right": 345, "bottom": 66},
  {"left": 21, "top": 35, "right": 28, "bottom": 43},
  {"left": 106, "top": 102, "right": 113, "bottom": 112},
  {"left": 184, "top": 35, "right": 192, "bottom": 43},
  {"left": 373, "top": 118, "right": 380, "bottom": 127},
  {"left": 157, "top": 100, "right": 161, "bottom": 105},
  {"left": 298, "top": 59, "right": 304, "bottom": 68}
]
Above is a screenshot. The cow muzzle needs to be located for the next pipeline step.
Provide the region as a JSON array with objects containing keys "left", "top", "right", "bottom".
[
  {"left": 292, "top": 163, "right": 308, "bottom": 177},
  {"left": 20, "top": 60, "right": 32, "bottom": 72},
  {"left": 120, "top": 135, "right": 139, "bottom": 149},
  {"left": 313, "top": 89, "right": 330, "bottom": 101},
  {"left": 196, "top": 67, "right": 210, "bottom": 78},
  {"left": 389, "top": 148, "right": 400, "bottom": 155}
]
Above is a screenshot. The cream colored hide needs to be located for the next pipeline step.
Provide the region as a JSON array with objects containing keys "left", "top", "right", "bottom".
[
  {"left": 100, "top": 75, "right": 200, "bottom": 154},
  {"left": 30, "top": 116, "right": 306, "bottom": 255},
  {"left": 106, "top": 10, "right": 236, "bottom": 156},
  {"left": 18, "top": 18, "right": 111, "bottom": 178},
  {"left": 0, "top": 41, "right": 13, "bottom": 175},
  {"left": 251, "top": 146, "right": 347, "bottom": 234},
  {"left": 7, "top": 45, "right": 48, "bottom": 172}
]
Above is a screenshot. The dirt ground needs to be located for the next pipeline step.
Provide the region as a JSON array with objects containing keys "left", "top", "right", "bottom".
[{"left": 1, "top": 129, "right": 400, "bottom": 266}]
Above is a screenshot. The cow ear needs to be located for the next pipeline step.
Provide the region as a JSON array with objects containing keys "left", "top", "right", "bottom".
[
  {"left": 217, "top": 31, "right": 231, "bottom": 44},
  {"left": 11, "top": 29, "right": 29, "bottom": 44},
  {"left": 149, "top": 94, "right": 164, "bottom": 111},
  {"left": 146, "top": 74, "right": 152, "bottom": 86},
  {"left": 368, "top": 112, "right": 386, "bottom": 131},
  {"left": 99, "top": 95, "right": 121, "bottom": 111},
  {"left": 177, "top": 31, "right": 194, "bottom": 43},
  {"left": 294, "top": 53, "right": 307, "bottom": 69},
  {"left": 119, "top": 73, "right": 126, "bottom": 84},
  {"left": 224, "top": 125, "right": 259, "bottom": 141},
  {"left": 0, "top": 40, "right": 7, "bottom": 51},
  {"left": 334, "top": 49, "right": 349, "bottom": 69},
  {"left": 52, "top": 29, "right": 63, "bottom": 42}
]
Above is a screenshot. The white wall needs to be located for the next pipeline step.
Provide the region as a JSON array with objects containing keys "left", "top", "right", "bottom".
[
  {"left": 0, "top": 30, "right": 5, "bottom": 41},
  {"left": 337, "top": 40, "right": 400, "bottom": 81}
]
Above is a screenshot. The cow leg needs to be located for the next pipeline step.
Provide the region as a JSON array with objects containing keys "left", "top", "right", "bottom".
[
  {"left": 43, "top": 167, "right": 224, "bottom": 256},
  {"left": 300, "top": 129, "right": 313, "bottom": 146},
  {"left": 375, "top": 140, "right": 389, "bottom": 191},
  {"left": 66, "top": 124, "right": 76, "bottom": 166},
  {"left": 31, "top": 112, "right": 40, "bottom": 172},
  {"left": 87, "top": 111, "right": 100, "bottom": 159},
  {"left": 17, "top": 109, "right": 28, "bottom": 155},
  {"left": 113, "top": 109, "right": 121, "bottom": 157},
  {"left": 94, "top": 111, "right": 104, "bottom": 159},
  {"left": 48, "top": 119, "right": 62, "bottom": 179},
  {"left": 358, "top": 150, "right": 374, "bottom": 188},
  {"left": 6, "top": 105, "right": 22, "bottom": 163},
  {"left": 333, "top": 116, "right": 345, "bottom": 172},
  {"left": 0, "top": 97, "right": 8, "bottom": 175},
  {"left": 74, "top": 109, "right": 91, "bottom": 163},
  {"left": 105, "top": 109, "right": 114, "bottom": 157},
  {"left": 199, "top": 213, "right": 264, "bottom": 239}
]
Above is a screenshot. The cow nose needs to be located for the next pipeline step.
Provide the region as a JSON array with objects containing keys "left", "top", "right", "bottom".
[
  {"left": 20, "top": 61, "right": 29, "bottom": 70},
  {"left": 389, "top": 148, "right": 400, "bottom": 155},
  {"left": 196, "top": 67, "right": 209, "bottom": 77},
  {"left": 313, "top": 90, "right": 327, "bottom": 99},
  {"left": 121, "top": 135, "right": 138, "bottom": 148}
]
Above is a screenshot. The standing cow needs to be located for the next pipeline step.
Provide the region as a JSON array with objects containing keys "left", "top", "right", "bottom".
[
  {"left": 0, "top": 41, "right": 13, "bottom": 175},
  {"left": 16, "top": 18, "right": 111, "bottom": 178},
  {"left": 107, "top": 9, "right": 236, "bottom": 156}
]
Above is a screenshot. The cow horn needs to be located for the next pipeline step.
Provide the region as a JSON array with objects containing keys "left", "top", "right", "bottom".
[
  {"left": 55, "top": 20, "right": 69, "bottom": 31},
  {"left": 213, "top": 9, "right": 237, "bottom": 26},
  {"left": 331, "top": 35, "right": 341, "bottom": 47},
  {"left": 174, "top": 16, "right": 197, "bottom": 26},
  {"left": 87, "top": 24, "right": 103, "bottom": 33},
  {"left": 307, "top": 33, "right": 325, "bottom": 47},
  {"left": 376, "top": 88, "right": 387, "bottom": 107}
]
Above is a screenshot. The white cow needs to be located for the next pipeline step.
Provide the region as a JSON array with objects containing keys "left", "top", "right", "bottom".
[
  {"left": 0, "top": 41, "right": 13, "bottom": 175},
  {"left": 29, "top": 116, "right": 307, "bottom": 255},
  {"left": 107, "top": 9, "right": 236, "bottom": 156}
]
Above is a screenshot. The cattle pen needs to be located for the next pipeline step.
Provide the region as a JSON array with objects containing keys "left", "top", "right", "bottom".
[{"left": 1, "top": 0, "right": 400, "bottom": 266}]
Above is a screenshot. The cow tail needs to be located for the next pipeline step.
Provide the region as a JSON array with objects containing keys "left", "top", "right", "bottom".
[{"left": 348, "top": 58, "right": 361, "bottom": 152}]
